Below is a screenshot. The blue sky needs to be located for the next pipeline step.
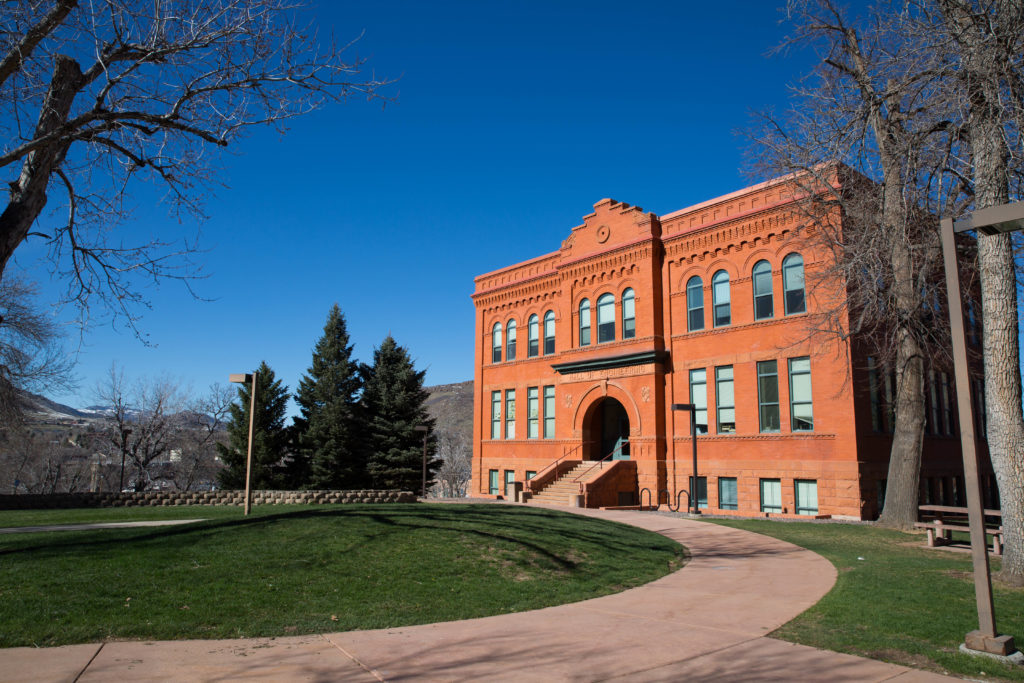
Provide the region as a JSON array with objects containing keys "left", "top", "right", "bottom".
[{"left": 24, "top": 1, "right": 826, "bottom": 413}]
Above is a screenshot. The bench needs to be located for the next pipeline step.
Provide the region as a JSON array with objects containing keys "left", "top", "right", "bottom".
[{"left": 913, "top": 520, "right": 1003, "bottom": 555}]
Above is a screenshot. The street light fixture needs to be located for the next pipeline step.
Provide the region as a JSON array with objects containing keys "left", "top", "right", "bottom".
[
  {"left": 940, "top": 201, "right": 1024, "bottom": 658},
  {"left": 671, "top": 403, "right": 700, "bottom": 515},
  {"left": 414, "top": 425, "right": 429, "bottom": 498},
  {"left": 229, "top": 372, "right": 257, "bottom": 516}
]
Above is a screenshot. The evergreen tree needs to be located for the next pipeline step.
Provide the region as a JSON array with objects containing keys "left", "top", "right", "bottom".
[
  {"left": 291, "top": 303, "right": 363, "bottom": 489},
  {"left": 217, "top": 361, "right": 291, "bottom": 490},
  {"left": 361, "top": 335, "right": 437, "bottom": 492}
]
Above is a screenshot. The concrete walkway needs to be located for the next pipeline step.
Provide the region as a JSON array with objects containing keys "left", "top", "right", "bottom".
[
  {"left": 0, "top": 505, "right": 956, "bottom": 682},
  {"left": 0, "top": 519, "right": 206, "bottom": 534}
]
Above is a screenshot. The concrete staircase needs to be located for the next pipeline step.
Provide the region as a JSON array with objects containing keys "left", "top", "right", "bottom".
[{"left": 528, "top": 462, "right": 606, "bottom": 506}]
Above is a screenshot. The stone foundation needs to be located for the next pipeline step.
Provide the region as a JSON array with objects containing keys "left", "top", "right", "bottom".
[{"left": 0, "top": 489, "right": 417, "bottom": 510}]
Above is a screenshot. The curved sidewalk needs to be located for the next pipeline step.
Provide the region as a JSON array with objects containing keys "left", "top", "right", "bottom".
[{"left": 2, "top": 506, "right": 953, "bottom": 682}]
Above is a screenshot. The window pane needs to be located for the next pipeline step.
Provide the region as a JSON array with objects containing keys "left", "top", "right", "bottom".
[
  {"left": 753, "top": 261, "right": 773, "bottom": 320},
  {"left": 795, "top": 480, "right": 818, "bottom": 515},
  {"left": 543, "top": 386, "right": 555, "bottom": 439},
  {"left": 718, "top": 477, "right": 738, "bottom": 510},
  {"left": 622, "top": 288, "right": 635, "bottom": 339},
  {"left": 789, "top": 357, "right": 813, "bottom": 431},
  {"left": 597, "top": 294, "right": 615, "bottom": 343},
  {"left": 687, "top": 277, "right": 704, "bottom": 331},
  {"left": 579, "top": 300, "right": 591, "bottom": 346},
  {"left": 543, "top": 311, "right": 555, "bottom": 355},
  {"left": 489, "top": 470, "right": 499, "bottom": 495},
  {"left": 689, "top": 368, "right": 708, "bottom": 434},
  {"left": 505, "top": 390, "right": 516, "bottom": 439},
  {"left": 760, "top": 479, "right": 782, "bottom": 512},
  {"left": 689, "top": 476, "right": 708, "bottom": 509},
  {"left": 492, "top": 323, "right": 502, "bottom": 363},
  {"left": 527, "top": 387, "right": 539, "bottom": 439},
  {"left": 491, "top": 391, "right": 501, "bottom": 440},
  {"left": 783, "top": 254, "right": 806, "bottom": 315},
  {"left": 528, "top": 315, "right": 538, "bottom": 357},
  {"left": 713, "top": 271, "right": 730, "bottom": 327},
  {"left": 506, "top": 320, "right": 516, "bottom": 361},
  {"left": 716, "top": 365, "right": 735, "bottom": 433}
]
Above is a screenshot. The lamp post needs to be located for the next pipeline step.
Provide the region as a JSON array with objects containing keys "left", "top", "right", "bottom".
[
  {"left": 671, "top": 403, "right": 700, "bottom": 514},
  {"left": 940, "top": 201, "right": 1024, "bottom": 658},
  {"left": 229, "top": 372, "right": 257, "bottom": 516},
  {"left": 118, "top": 427, "right": 132, "bottom": 492},
  {"left": 414, "top": 425, "right": 428, "bottom": 498}
]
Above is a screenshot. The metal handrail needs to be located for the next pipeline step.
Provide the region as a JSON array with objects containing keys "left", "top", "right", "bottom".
[
  {"left": 527, "top": 441, "right": 592, "bottom": 492},
  {"left": 572, "top": 441, "right": 629, "bottom": 494}
]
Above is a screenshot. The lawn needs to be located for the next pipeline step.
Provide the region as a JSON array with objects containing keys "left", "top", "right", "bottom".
[
  {"left": 709, "top": 518, "right": 1024, "bottom": 682},
  {"left": 0, "top": 504, "right": 686, "bottom": 647}
]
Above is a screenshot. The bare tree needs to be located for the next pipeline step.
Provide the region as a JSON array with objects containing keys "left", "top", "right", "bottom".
[
  {"left": 758, "top": 0, "right": 961, "bottom": 527},
  {"left": 0, "top": 275, "right": 75, "bottom": 425},
  {"left": 0, "top": 426, "right": 93, "bottom": 493},
  {"left": 95, "top": 364, "right": 187, "bottom": 491},
  {"left": 432, "top": 427, "right": 471, "bottom": 498},
  {"left": 0, "top": 1, "right": 388, "bottom": 331},
  {"left": 927, "top": 0, "right": 1024, "bottom": 585},
  {"left": 168, "top": 382, "right": 231, "bottom": 491}
]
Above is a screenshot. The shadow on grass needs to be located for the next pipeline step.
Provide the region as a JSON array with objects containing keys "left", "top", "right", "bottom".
[{"left": 0, "top": 505, "right": 681, "bottom": 572}]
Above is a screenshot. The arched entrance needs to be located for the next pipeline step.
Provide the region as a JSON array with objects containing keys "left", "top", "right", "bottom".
[{"left": 584, "top": 397, "right": 630, "bottom": 461}]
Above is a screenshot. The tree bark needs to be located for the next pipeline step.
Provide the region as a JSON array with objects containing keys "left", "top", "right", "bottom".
[{"left": 0, "top": 54, "right": 82, "bottom": 279}]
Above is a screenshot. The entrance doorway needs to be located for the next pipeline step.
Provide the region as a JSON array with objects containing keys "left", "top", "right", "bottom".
[{"left": 584, "top": 397, "right": 630, "bottom": 460}]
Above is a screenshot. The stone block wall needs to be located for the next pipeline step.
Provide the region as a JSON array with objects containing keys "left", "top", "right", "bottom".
[{"left": 0, "top": 489, "right": 417, "bottom": 510}]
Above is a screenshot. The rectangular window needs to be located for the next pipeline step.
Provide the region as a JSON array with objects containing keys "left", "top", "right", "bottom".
[
  {"left": 689, "top": 368, "right": 708, "bottom": 435},
  {"left": 504, "top": 470, "right": 515, "bottom": 497},
  {"left": 526, "top": 470, "right": 536, "bottom": 480},
  {"left": 688, "top": 476, "right": 708, "bottom": 509},
  {"left": 527, "top": 387, "right": 539, "bottom": 439},
  {"left": 788, "top": 357, "right": 813, "bottom": 431},
  {"left": 795, "top": 480, "right": 818, "bottom": 515},
  {"left": 490, "top": 391, "right": 501, "bottom": 440},
  {"left": 488, "top": 469, "right": 499, "bottom": 495},
  {"left": 505, "top": 389, "right": 516, "bottom": 439},
  {"left": 757, "top": 360, "right": 780, "bottom": 432},
  {"left": 686, "top": 278, "right": 704, "bottom": 332},
  {"left": 718, "top": 477, "right": 738, "bottom": 510},
  {"left": 543, "top": 386, "right": 555, "bottom": 439},
  {"left": 715, "top": 365, "right": 735, "bottom": 433},
  {"left": 760, "top": 478, "right": 782, "bottom": 513}
]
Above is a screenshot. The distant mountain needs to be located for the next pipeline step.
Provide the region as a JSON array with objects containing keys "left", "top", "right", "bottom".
[
  {"left": 17, "top": 390, "right": 91, "bottom": 421},
  {"left": 424, "top": 380, "right": 473, "bottom": 441}
]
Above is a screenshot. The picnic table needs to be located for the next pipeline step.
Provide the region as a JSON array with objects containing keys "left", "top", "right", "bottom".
[{"left": 915, "top": 504, "right": 1003, "bottom": 554}]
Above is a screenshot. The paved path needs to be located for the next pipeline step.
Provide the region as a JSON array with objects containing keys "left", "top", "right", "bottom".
[
  {"left": 0, "top": 505, "right": 956, "bottom": 682},
  {"left": 0, "top": 519, "right": 206, "bottom": 534}
]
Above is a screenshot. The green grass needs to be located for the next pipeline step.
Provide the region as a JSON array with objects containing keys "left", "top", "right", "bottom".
[
  {"left": 0, "top": 504, "right": 685, "bottom": 647},
  {"left": 709, "top": 518, "right": 1024, "bottom": 681}
]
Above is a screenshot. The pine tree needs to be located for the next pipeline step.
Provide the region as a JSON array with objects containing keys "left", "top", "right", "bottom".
[
  {"left": 217, "top": 361, "right": 291, "bottom": 490},
  {"left": 291, "top": 303, "right": 363, "bottom": 489},
  {"left": 361, "top": 335, "right": 437, "bottom": 492}
]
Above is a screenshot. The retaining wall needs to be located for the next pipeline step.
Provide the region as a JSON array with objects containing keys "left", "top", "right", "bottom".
[{"left": 0, "top": 489, "right": 417, "bottom": 510}]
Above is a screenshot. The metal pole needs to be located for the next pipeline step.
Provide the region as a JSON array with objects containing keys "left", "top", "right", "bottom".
[
  {"left": 690, "top": 408, "right": 699, "bottom": 515},
  {"left": 243, "top": 373, "right": 256, "bottom": 516},
  {"left": 940, "top": 217, "right": 1005, "bottom": 654}
]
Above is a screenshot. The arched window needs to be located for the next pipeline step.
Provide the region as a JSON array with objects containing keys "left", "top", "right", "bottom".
[
  {"left": 579, "top": 299, "right": 591, "bottom": 346},
  {"left": 491, "top": 322, "right": 502, "bottom": 363},
  {"left": 597, "top": 293, "right": 615, "bottom": 343},
  {"left": 543, "top": 310, "right": 555, "bottom": 355},
  {"left": 506, "top": 319, "right": 517, "bottom": 361},
  {"left": 752, "top": 260, "right": 774, "bottom": 320},
  {"left": 622, "top": 288, "right": 635, "bottom": 339},
  {"left": 528, "top": 314, "right": 539, "bottom": 357},
  {"left": 686, "top": 276, "right": 704, "bottom": 331},
  {"left": 712, "top": 270, "right": 731, "bottom": 327},
  {"left": 783, "top": 253, "right": 806, "bottom": 315}
]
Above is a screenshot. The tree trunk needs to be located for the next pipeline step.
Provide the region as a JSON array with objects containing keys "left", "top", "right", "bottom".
[{"left": 0, "top": 54, "right": 82, "bottom": 279}]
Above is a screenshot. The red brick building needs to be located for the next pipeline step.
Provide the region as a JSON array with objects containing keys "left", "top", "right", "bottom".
[{"left": 471, "top": 174, "right": 985, "bottom": 519}]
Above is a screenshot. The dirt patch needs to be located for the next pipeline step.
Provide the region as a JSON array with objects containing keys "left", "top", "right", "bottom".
[{"left": 863, "top": 647, "right": 938, "bottom": 671}]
